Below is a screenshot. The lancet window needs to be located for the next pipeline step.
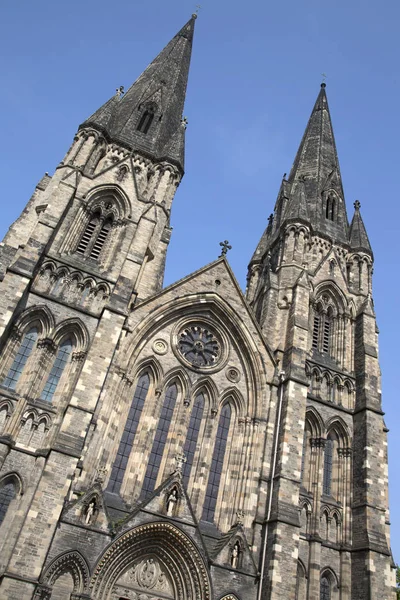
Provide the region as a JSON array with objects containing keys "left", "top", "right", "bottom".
[
  {"left": 76, "top": 212, "right": 113, "bottom": 260},
  {"left": 108, "top": 373, "right": 150, "bottom": 493},
  {"left": 182, "top": 392, "right": 205, "bottom": 486},
  {"left": 320, "top": 576, "right": 331, "bottom": 600},
  {"left": 2, "top": 328, "right": 38, "bottom": 390},
  {"left": 312, "top": 305, "right": 332, "bottom": 354},
  {"left": 202, "top": 403, "right": 231, "bottom": 522},
  {"left": 136, "top": 103, "right": 156, "bottom": 134},
  {"left": 0, "top": 478, "right": 17, "bottom": 526},
  {"left": 142, "top": 384, "right": 178, "bottom": 496},
  {"left": 325, "top": 193, "right": 336, "bottom": 221},
  {"left": 323, "top": 435, "right": 334, "bottom": 496},
  {"left": 40, "top": 339, "right": 73, "bottom": 402}
]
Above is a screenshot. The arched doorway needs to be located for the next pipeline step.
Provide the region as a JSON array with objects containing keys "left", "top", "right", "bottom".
[{"left": 90, "top": 521, "right": 211, "bottom": 600}]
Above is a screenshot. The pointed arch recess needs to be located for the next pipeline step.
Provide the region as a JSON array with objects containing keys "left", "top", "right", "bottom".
[
  {"left": 305, "top": 406, "right": 324, "bottom": 438},
  {"left": 131, "top": 356, "right": 163, "bottom": 389},
  {"left": 162, "top": 367, "right": 191, "bottom": 400},
  {"left": 85, "top": 184, "right": 131, "bottom": 219},
  {"left": 14, "top": 305, "right": 55, "bottom": 338},
  {"left": 41, "top": 550, "right": 90, "bottom": 593},
  {"left": 123, "top": 293, "right": 273, "bottom": 417},
  {"left": 52, "top": 318, "right": 90, "bottom": 350},
  {"left": 325, "top": 416, "right": 351, "bottom": 447},
  {"left": 90, "top": 521, "right": 211, "bottom": 600}
]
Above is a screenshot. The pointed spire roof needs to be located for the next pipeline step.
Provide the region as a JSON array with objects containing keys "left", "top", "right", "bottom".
[
  {"left": 81, "top": 15, "right": 197, "bottom": 171},
  {"left": 349, "top": 200, "right": 373, "bottom": 255},
  {"left": 287, "top": 83, "right": 349, "bottom": 241}
]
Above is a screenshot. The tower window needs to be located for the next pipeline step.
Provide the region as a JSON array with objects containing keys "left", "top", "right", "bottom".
[
  {"left": 0, "top": 480, "right": 16, "bottom": 526},
  {"left": 40, "top": 339, "right": 72, "bottom": 402},
  {"left": 322, "top": 320, "right": 330, "bottom": 353},
  {"left": 325, "top": 194, "right": 335, "bottom": 221},
  {"left": 202, "top": 403, "right": 231, "bottom": 522},
  {"left": 142, "top": 384, "right": 178, "bottom": 496},
  {"left": 76, "top": 213, "right": 113, "bottom": 262},
  {"left": 323, "top": 436, "right": 333, "bottom": 496},
  {"left": 182, "top": 393, "right": 205, "bottom": 486},
  {"left": 320, "top": 576, "right": 331, "bottom": 600},
  {"left": 137, "top": 109, "right": 155, "bottom": 134},
  {"left": 2, "top": 328, "right": 38, "bottom": 390},
  {"left": 108, "top": 373, "right": 150, "bottom": 494},
  {"left": 312, "top": 315, "right": 320, "bottom": 349}
]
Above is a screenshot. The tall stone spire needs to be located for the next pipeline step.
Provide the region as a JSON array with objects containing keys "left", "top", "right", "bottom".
[
  {"left": 288, "top": 83, "right": 349, "bottom": 242},
  {"left": 80, "top": 15, "right": 197, "bottom": 171}
]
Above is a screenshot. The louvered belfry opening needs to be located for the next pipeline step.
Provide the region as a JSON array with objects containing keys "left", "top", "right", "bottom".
[{"left": 76, "top": 212, "right": 113, "bottom": 262}]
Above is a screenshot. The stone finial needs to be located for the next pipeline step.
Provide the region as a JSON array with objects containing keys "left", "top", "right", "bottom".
[
  {"left": 95, "top": 466, "right": 108, "bottom": 484},
  {"left": 115, "top": 86, "right": 125, "bottom": 98},
  {"left": 354, "top": 200, "right": 361, "bottom": 210},
  {"left": 181, "top": 116, "right": 189, "bottom": 129}
]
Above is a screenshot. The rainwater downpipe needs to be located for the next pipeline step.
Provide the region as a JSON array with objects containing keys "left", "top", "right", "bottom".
[{"left": 257, "top": 370, "right": 286, "bottom": 600}]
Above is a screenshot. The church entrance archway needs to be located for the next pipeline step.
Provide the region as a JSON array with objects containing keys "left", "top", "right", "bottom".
[{"left": 90, "top": 521, "right": 211, "bottom": 600}]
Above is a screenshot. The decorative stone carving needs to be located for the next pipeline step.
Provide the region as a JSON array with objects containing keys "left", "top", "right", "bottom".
[
  {"left": 226, "top": 366, "right": 241, "bottom": 383},
  {"left": 152, "top": 339, "right": 168, "bottom": 355},
  {"left": 166, "top": 488, "right": 178, "bottom": 516},
  {"left": 177, "top": 325, "right": 220, "bottom": 368}
]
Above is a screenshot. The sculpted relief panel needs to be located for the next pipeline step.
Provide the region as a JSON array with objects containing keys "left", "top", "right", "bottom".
[{"left": 112, "top": 557, "right": 175, "bottom": 600}]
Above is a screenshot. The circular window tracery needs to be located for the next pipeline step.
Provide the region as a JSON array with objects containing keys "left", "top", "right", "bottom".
[{"left": 177, "top": 325, "right": 221, "bottom": 368}]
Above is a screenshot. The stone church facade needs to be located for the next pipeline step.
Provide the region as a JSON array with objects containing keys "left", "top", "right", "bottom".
[{"left": 0, "top": 14, "right": 395, "bottom": 600}]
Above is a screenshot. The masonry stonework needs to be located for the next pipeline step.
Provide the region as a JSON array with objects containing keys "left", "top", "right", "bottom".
[{"left": 0, "top": 15, "right": 395, "bottom": 600}]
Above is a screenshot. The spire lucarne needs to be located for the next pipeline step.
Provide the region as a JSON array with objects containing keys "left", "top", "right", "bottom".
[{"left": 80, "top": 15, "right": 197, "bottom": 171}]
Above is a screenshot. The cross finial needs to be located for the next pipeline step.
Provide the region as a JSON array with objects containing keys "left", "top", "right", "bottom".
[
  {"left": 174, "top": 453, "right": 187, "bottom": 475},
  {"left": 219, "top": 240, "right": 232, "bottom": 257},
  {"left": 195, "top": 4, "right": 201, "bottom": 14},
  {"left": 116, "top": 85, "right": 125, "bottom": 98},
  {"left": 354, "top": 200, "right": 361, "bottom": 210},
  {"left": 321, "top": 73, "right": 327, "bottom": 87}
]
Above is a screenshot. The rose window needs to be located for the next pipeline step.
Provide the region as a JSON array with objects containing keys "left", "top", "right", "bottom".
[{"left": 177, "top": 325, "right": 220, "bottom": 367}]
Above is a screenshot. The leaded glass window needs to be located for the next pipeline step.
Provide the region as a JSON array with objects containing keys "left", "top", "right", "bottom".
[
  {"left": 202, "top": 403, "right": 231, "bottom": 522},
  {"left": 108, "top": 373, "right": 150, "bottom": 493},
  {"left": 2, "top": 328, "right": 38, "bottom": 390},
  {"left": 0, "top": 481, "right": 16, "bottom": 525},
  {"left": 142, "top": 384, "right": 178, "bottom": 496},
  {"left": 320, "top": 576, "right": 331, "bottom": 600},
  {"left": 40, "top": 339, "right": 72, "bottom": 402},
  {"left": 323, "top": 436, "right": 333, "bottom": 496},
  {"left": 182, "top": 393, "right": 205, "bottom": 486}
]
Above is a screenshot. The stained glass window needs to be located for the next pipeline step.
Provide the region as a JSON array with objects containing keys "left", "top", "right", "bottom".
[
  {"left": 2, "top": 328, "right": 38, "bottom": 390},
  {"left": 202, "top": 403, "right": 231, "bottom": 522},
  {"left": 323, "top": 436, "right": 333, "bottom": 496},
  {"left": 182, "top": 393, "right": 205, "bottom": 486},
  {"left": 108, "top": 373, "right": 150, "bottom": 493},
  {"left": 0, "top": 481, "right": 16, "bottom": 525},
  {"left": 40, "top": 339, "right": 72, "bottom": 402},
  {"left": 320, "top": 576, "right": 331, "bottom": 600},
  {"left": 142, "top": 384, "right": 178, "bottom": 496}
]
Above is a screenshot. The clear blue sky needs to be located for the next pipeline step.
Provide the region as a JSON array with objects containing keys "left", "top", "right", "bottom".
[{"left": 1, "top": 0, "right": 399, "bottom": 560}]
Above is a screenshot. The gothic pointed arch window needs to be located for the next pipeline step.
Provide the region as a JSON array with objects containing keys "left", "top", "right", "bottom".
[
  {"left": 323, "top": 435, "right": 334, "bottom": 496},
  {"left": 108, "top": 373, "right": 150, "bottom": 493},
  {"left": 202, "top": 403, "right": 231, "bottom": 522},
  {"left": 311, "top": 299, "right": 335, "bottom": 357},
  {"left": 0, "top": 475, "right": 20, "bottom": 528},
  {"left": 325, "top": 193, "right": 336, "bottom": 221},
  {"left": 320, "top": 575, "right": 331, "bottom": 600},
  {"left": 182, "top": 392, "right": 205, "bottom": 486},
  {"left": 40, "top": 338, "right": 73, "bottom": 402},
  {"left": 142, "top": 383, "right": 178, "bottom": 496},
  {"left": 2, "top": 327, "right": 38, "bottom": 390},
  {"left": 76, "top": 212, "right": 113, "bottom": 261},
  {"left": 136, "top": 103, "right": 157, "bottom": 134}
]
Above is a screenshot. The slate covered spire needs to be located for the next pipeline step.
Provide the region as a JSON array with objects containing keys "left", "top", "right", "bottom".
[
  {"left": 80, "top": 15, "right": 197, "bottom": 170},
  {"left": 349, "top": 200, "right": 372, "bottom": 255},
  {"left": 287, "top": 83, "right": 349, "bottom": 242}
]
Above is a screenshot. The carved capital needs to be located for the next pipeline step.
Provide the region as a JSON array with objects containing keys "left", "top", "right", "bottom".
[
  {"left": 37, "top": 338, "right": 57, "bottom": 353},
  {"left": 72, "top": 351, "right": 86, "bottom": 362}
]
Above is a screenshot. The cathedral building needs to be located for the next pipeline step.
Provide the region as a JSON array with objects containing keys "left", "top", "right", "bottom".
[{"left": 0, "top": 14, "right": 395, "bottom": 600}]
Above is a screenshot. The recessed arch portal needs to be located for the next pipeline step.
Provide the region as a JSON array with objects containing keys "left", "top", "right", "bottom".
[{"left": 90, "top": 521, "right": 211, "bottom": 600}]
